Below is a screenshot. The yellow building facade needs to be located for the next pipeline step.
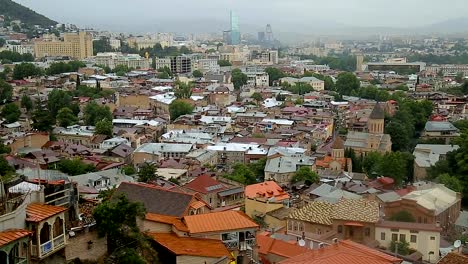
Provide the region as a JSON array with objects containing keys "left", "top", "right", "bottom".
[{"left": 34, "top": 32, "right": 93, "bottom": 59}]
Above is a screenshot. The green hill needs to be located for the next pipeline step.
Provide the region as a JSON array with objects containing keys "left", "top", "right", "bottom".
[{"left": 0, "top": 0, "right": 57, "bottom": 27}]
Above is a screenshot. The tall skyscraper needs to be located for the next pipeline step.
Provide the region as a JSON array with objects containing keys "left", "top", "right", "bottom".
[
  {"left": 230, "top": 11, "right": 240, "bottom": 45},
  {"left": 265, "top": 24, "right": 273, "bottom": 42}
]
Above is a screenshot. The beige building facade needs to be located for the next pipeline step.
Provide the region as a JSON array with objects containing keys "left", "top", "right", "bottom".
[{"left": 34, "top": 32, "right": 93, "bottom": 59}]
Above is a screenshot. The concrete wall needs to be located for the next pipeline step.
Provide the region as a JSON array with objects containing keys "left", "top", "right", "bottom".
[
  {"left": 177, "top": 255, "right": 225, "bottom": 264},
  {"left": 245, "top": 198, "right": 283, "bottom": 218}
]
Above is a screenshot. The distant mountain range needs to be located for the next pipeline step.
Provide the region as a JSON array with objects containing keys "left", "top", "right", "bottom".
[{"left": 0, "top": 0, "right": 57, "bottom": 27}]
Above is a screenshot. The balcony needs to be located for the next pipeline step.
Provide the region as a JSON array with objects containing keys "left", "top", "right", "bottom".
[
  {"left": 34, "top": 234, "right": 66, "bottom": 258},
  {"left": 223, "top": 239, "right": 239, "bottom": 249},
  {"left": 223, "top": 238, "right": 256, "bottom": 251}
]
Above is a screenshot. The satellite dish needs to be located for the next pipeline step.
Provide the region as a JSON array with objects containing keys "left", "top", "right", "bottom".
[
  {"left": 298, "top": 239, "right": 306, "bottom": 247},
  {"left": 454, "top": 240, "right": 462, "bottom": 248}
]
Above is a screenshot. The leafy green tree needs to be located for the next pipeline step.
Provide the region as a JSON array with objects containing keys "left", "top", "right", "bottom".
[
  {"left": 122, "top": 165, "right": 136, "bottom": 175},
  {"left": 157, "top": 66, "right": 172, "bottom": 77},
  {"left": 46, "top": 61, "right": 85, "bottom": 75},
  {"left": 335, "top": 72, "right": 360, "bottom": 95},
  {"left": 174, "top": 81, "right": 193, "bottom": 99},
  {"left": 361, "top": 151, "right": 382, "bottom": 175},
  {"left": 0, "top": 143, "right": 11, "bottom": 154},
  {"left": 0, "top": 38, "right": 5, "bottom": 47},
  {"left": 285, "top": 82, "right": 314, "bottom": 95},
  {"left": 248, "top": 158, "right": 267, "bottom": 182},
  {"left": 377, "top": 151, "right": 414, "bottom": 186},
  {"left": 138, "top": 163, "right": 157, "bottom": 183},
  {"left": 251, "top": 92, "right": 263, "bottom": 105},
  {"left": 169, "top": 99, "right": 194, "bottom": 121},
  {"left": 0, "top": 156, "right": 15, "bottom": 181},
  {"left": 93, "top": 37, "right": 113, "bottom": 55},
  {"left": 20, "top": 94, "right": 33, "bottom": 112},
  {"left": 1, "top": 103, "right": 21, "bottom": 123},
  {"left": 47, "top": 89, "right": 72, "bottom": 119},
  {"left": 95, "top": 118, "right": 113, "bottom": 137},
  {"left": 0, "top": 50, "right": 34, "bottom": 62},
  {"left": 291, "top": 167, "right": 319, "bottom": 185},
  {"left": 265, "top": 67, "right": 285, "bottom": 86},
  {"left": 56, "top": 107, "right": 78, "bottom": 127},
  {"left": 192, "top": 70, "right": 203, "bottom": 78},
  {"left": 389, "top": 240, "right": 410, "bottom": 255},
  {"left": 231, "top": 69, "right": 248, "bottom": 89},
  {"left": 0, "top": 79, "right": 13, "bottom": 103},
  {"left": 31, "top": 107, "right": 54, "bottom": 132},
  {"left": 224, "top": 163, "right": 257, "bottom": 185},
  {"left": 436, "top": 173, "right": 463, "bottom": 193},
  {"left": 83, "top": 102, "right": 113, "bottom": 126},
  {"left": 113, "top": 64, "right": 130, "bottom": 76},
  {"left": 157, "top": 72, "right": 170, "bottom": 79},
  {"left": 93, "top": 194, "right": 157, "bottom": 263},
  {"left": 218, "top": 60, "right": 232, "bottom": 66},
  {"left": 386, "top": 121, "right": 412, "bottom": 152},
  {"left": 55, "top": 159, "right": 96, "bottom": 176},
  {"left": 12, "top": 62, "right": 43, "bottom": 79},
  {"left": 388, "top": 210, "right": 415, "bottom": 222}
]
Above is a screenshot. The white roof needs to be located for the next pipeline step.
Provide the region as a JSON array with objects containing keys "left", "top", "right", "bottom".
[
  {"left": 263, "top": 98, "right": 281, "bottom": 108},
  {"left": 190, "top": 95, "right": 205, "bottom": 101},
  {"left": 9, "top": 181, "right": 41, "bottom": 194},
  {"left": 413, "top": 144, "right": 459, "bottom": 168},
  {"left": 207, "top": 143, "right": 267, "bottom": 154},
  {"left": 149, "top": 92, "right": 176, "bottom": 105},
  {"left": 262, "top": 118, "right": 294, "bottom": 126},
  {"left": 199, "top": 115, "right": 232, "bottom": 124},
  {"left": 113, "top": 119, "right": 160, "bottom": 127},
  {"left": 151, "top": 86, "right": 172, "bottom": 91},
  {"left": 403, "top": 184, "right": 459, "bottom": 214}
]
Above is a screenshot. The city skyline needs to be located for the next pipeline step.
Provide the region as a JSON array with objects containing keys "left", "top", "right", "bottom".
[{"left": 13, "top": 0, "right": 468, "bottom": 35}]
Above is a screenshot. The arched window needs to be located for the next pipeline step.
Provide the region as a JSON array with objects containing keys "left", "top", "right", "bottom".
[
  {"left": 299, "top": 223, "right": 304, "bottom": 232},
  {"left": 40, "top": 223, "right": 51, "bottom": 244},
  {"left": 53, "top": 217, "right": 64, "bottom": 237},
  {"left": 288, "top": 221, "right": 293, "bottom": 231}
]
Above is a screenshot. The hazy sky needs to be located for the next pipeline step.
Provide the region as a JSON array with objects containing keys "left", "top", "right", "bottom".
[{"left": 14, "top": 0, "right": 468, "bottom": 32}]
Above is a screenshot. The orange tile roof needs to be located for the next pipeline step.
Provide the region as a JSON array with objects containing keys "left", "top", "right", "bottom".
[
  {"left": 315, "top": 156, "right": 350, "bottom": 169},
  {"left": 184, "top": 211, "right": 258, "bottom": 234},
  {"left": 257, "top": 234, "right": 309, "bottom": 258},
  {"left": 148, "top": 232, "right": 231, "bottom": 258},
  {"left": 279, "top": 240, "right": 401, "bottom": 264},
  {"left": 438, "top": 252, "right": 468, "bottom": 264},
  {"left": 0, "top": 229, "right": 32, "bottom": 247},
  {"left": 190, "top": 200, "right": 206, "bottom": 210},
  {"left": 145, "top": 213, "right": 189, "bottom": 232},
  {"left": 245, "top": 181, "right": 290, "bottom": 201},
  {"left": 26, "top": 203, "right": 67, "bottom": 222}
]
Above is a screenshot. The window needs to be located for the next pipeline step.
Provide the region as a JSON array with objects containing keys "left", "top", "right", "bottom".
[
  {"left": 299, "top": 223, "right": 304, "bottom": 232},
  {"left": 410, "top": 235, "right": 417, "bottom": 243},
  {"left": 392, "top": 234, "right": 398, "bottom": 241},
  {"left": 381, "top": 232, "right": 386, "bottom": 240},
  {"left": 364, "top": 228, "right": 370, "bottom": 237},
  {"left": 293, "top": 222, "right": 298, "bottom": 231},
  {"left": 410, "top": 230, "right": 419, "bottom": 234},
  {"left": 288, "top": 221, "right": 292, "bottom": 231},
  {"left": 338, "top": 225, "right": 343, "bottom": 234},
  {"left": 430, "top": 236, "right": 435, "bottom": 240},
  {"left": 399, "top": 234, "right": 406, "bottom": 242}
]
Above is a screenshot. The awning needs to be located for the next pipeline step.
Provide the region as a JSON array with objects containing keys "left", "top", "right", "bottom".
[{"left": 344, "top": 222, "right": 364, "bottom": 227}]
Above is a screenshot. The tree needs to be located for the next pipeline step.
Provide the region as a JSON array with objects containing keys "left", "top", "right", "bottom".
[
  {"left": 169, "top": 99, "right": 194, "bottom": 121},
  {"left": 456, "top": 72, "right": 464, "bottom": 83},
  {"left": 192, "top": 70, "right": 203, "bottom": 78},
  {"left": 47, "top": 89, "right": 72, "bottom": 119},
  {"left": 83, "top": 102, "right": 113, "bottom": 126},
  {"left": 174, "top": 81, "right": 193, "bottom": 99},
  {"left": 436, "top": 173, "right": 463, "bottom": 193},
  {"left": 157, "top": 66, "right": 172, "bottom": 77},
  {"left": 157, "top": 72, "right": 170, "bottom": 79},
  {"left": 0, "top": 156, "right": 15, "bottom": 181},
  {"left": 377, "top": 152, "right": 413, "bottom": 186},
  {"left": 12, "top": 62, "right": 43, "bottom": 79},
  {"left": 20, "top": 94, "right": 33, "bottom": 112},
  {"left": 113, "top": 65, "right": 130, "bottom": 76},
  {"left": 323, "top": 76, "right": 335, "bottom": 91},
  {"left": 0, "top": 38, "right": 5, "bottom": 47},
  {"left": 231, "top": 69, "right": 248, "bottom": 90},
  {"left": 138, "top": 163, "right": 157, "bottom": 183},
  {"left": 389, "top": 240, "right": 410, "bottom": 256},
  {"left": 0, "top": 143, "right": 11, "bottom": 154},
  {"left": 56, "top": 107, "right": 78, "bottom": 127},
  {"left": 46, "top": 61, "right": 86, "bottom": 75},
  {"left": 335, "top": 72, "right": 360, "bottom": 95},
  {"left": 31, "top": 107, "right": 54, "bottom": 132},
  {"left": 122, "top": 165, "right": 136, "bottom": 175},
  {"left": 265, "top": 67, "right": 284, "bottom": 86},
  {"left": 361, "top": 151, "right": 382, "bottom": 175},
  {"left": 1, "top": 103, "right": 21, "bottom": 123},
  {"left": 388, "top": 210, "right": 416, "bottom": 222},
  {"left": 225, "top": 163, "right": 257, "bottom": 185},
  {"left": 95, "top": 118, "right": 113, "bottom": 137},
  {"left": 0, "top": 79, "right": 13, "bottom": 103},
  {"left": 93, "top": 194, "right": 157, "bottom": 263},
  {"left": 218, "top": 60, "right": 232, "bottom": 66},
  {"left": 93, "top": 37, "right": 113, "bottom": 55},
  {"left": 291, "top": 167, "right": 319, "bottom": 185},
  {"left": 251, "top": 92, "right": 263, "bottom": 105},
  {"left": 55, "top": 159, "right": 96, "bottom": 176}
]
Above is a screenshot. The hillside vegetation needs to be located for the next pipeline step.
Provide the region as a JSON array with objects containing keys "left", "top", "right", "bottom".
[{"left": 0, "top": 0, "right": 57, "bottom": 27}]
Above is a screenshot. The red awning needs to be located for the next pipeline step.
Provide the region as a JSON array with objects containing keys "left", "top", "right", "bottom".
[{"left": 344, "top": 222, "right": 364, "bottom": 227}]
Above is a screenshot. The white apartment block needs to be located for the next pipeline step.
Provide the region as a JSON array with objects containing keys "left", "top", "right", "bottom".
[
  {"left": 155, "top": 58, "right": 171, "bottom": 70},
  {"left": 197, "top": 59, "right": 220, "bottom": 73},
  {"left": 95, "top": 52, "right": 151, "bottom": 70},
  {"left": 5, "top": 43, "right": 35, "bottom": 55},
  {"left": 109, "top": 39, "right": 121, "bottom": 50}
]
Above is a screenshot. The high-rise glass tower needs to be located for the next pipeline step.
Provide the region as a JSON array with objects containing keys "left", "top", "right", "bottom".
[{"left": 230, "top": 11, "right": 240, "bottom": 45}]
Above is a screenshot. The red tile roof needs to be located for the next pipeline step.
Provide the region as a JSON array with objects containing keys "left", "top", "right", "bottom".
[
  {"left": 0, "top": 229, "right": 32, "bottom": 247},
  {"left": 184, "top": 175, "right": 226, "bottom": 194},
  {"left": 26, "top": 203, "right": 67, "bottom": 222},
  {"left": 257, "top": 234, "right": 309, "bottom": 258},
  {"left": 279, "top": 240, "right": 402, "bottom": 264},
  {"left": 145, "top": 213, "right": 189, "bottom": 232},
  {"left": 148, "top": 232, "right": 231, "bottom": 258},
  {"left": 184, "top": 210, "right": 258, "bottom": 234},
  {"left": 245, "top": 181, "right": 290, "bottom": 201}
]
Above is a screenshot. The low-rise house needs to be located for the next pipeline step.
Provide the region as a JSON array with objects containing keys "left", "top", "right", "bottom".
[
  {"left": 287, "top": 199, "right": 380, "bottom": 244},
  {"left": 100, "top": 137, "right": 131, "bottom": 150},
  {"left": 384, "top": 183, "right": 461, "bottom": 229},
  {"left": 375, "top": 221, "right": 441, "bottom": 263},
  {"left": 264, "top": 147, "right": 315, "bottom": 185},
  {"left": 0, "top": 229, "right": 32, "bottom": 264},
  {"left": 245, "top": 181, "right": 290, "bottom": 227},
  {"left": 183, "top": 175, "right": 244, "bottom": 208},
  {"left": 279, "top": 240, "right": 402, "bottom": 264},
  {"left": 421, "top": 121, "right": 460, "bottom": 143},
  {"left": 413, "top": 144, "right": 459, "bottom": 180},
  {"left": 132, "top": 143, "right": 194, "bottom": 165},
  {"left": 115, "top": 182, "right": 211, "bottom": 217},
  {"left": 207, "top": 143, "right": 268, "bottom": 167},
  {"left": 4, "top": 132, "right": 50, "bottom": 154},
  {"left": 257, "top": 233, "right": 309, "bottom": 263}
]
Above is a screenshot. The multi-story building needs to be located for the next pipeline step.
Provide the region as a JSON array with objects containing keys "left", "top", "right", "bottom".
[
  {"left": 34, "top": 32, "right": 93, "bottom": 59},
  {"left": 197, "top": 59, "right": 220, "bottom": 73},
  {"left": 280, "top": 77, "right": 325, "bottom": 91},
  {"left": 413, "top": 144, "right": 459, "bottom": 180},
  {"left": 421, "top": 121, "right": 460, "bottom": 144},
  {"left": 94, "top": 52, "right": 151, "bottom": 70},
  {"left": 245, "top": 71, "right": 269, "bottom": 87},
  {"left": 132, "top": 143, "right": 194, "bottom": 165},
  {"left": 170, "top": 56, "right": 192, "bottom": 74},
  {"left": 5, "top": 43, "right": 35, "bottom": 55},
  {"left": 109, "top": 38, "right": 121, "bottom": 50},
  {"left": 207, "top": 143, "right": 268, "bottom": 166},
  {"left": 154, "top": 57, "right": 171, "bottom": 70}
]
